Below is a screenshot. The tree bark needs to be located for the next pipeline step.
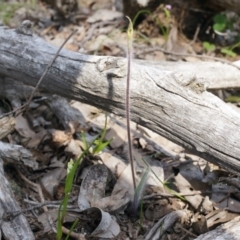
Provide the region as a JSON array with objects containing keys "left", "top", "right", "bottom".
[
  {"left": 1, "top": 25, "right": 240, "bottom": 176},
  {"left": 0, "top": 154, "right": 35, "bottom": 239}
]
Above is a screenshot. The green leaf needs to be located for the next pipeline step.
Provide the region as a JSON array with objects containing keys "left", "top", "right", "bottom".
[
  {"left": 56, "top": 135, "right": 98, "bottom": 240},
  {"left": 213, "top": 14, "right": 226, "bottom": 23},
  {"left": 132, "top": 10, "right": 151, "bottom": 28},
  {"left": 141, "top": 158, "right": 186, "bottom": 201},
  {"left": 213, "top": 14, "right": 227, "bottom": 32},
  {"left": 221, "top": 48, "right": 237, "bottom": 57},
  {"left": 131, "top": 164, "right": 150, "bottom": 215},
  {"left": 230, "top": 41, "right": 240, "bottom": 51},
  {"left": 162, "top": 7, "right": 170, "bottom": 18},
  {"left": 203, "top": 41, "right": 216, "bottom": 52},
  {"left": 99, "top": 114, "right": 108, "bottom": 143},
  {"left": 65, "top": 219, "right": 79, "bottom": 240},
  {"left": 92, "top": 114, "right": 112, "bottom": 154},
  {"left": 93, "top": 139, "right": 112, "bottom": 154},
  {"left": 213, "top": 23, "right": 226, "bottom": 32},
  {"left": 81, "top": 132, "right": 89, "bottom": 153}
]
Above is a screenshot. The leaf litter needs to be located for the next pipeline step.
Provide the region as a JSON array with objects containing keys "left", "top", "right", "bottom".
[{"left": 1, "top": 1, "right": 240, "bottom": 239}]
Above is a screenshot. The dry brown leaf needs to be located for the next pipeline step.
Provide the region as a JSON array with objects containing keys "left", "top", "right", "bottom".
[
  {"left": 15, "top": 115, "right": 48, "bottom": 148},
  {"left": 105, "top": 123, "right": 127, "bottom": 149},
  {"left": 49, "top": 129, "right": 72, "bottom": 147},
  {"left": 100, "top": 151, "right": 127, "bottom": 178},
  {"left": 40, "top": 167, "right": 67, "bottom": 200}
]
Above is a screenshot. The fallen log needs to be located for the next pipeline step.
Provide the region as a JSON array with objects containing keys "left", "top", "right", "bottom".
[
  {"left": 195, "top": 216, "right": 240, "bottom": 240},
  {"left": 0, "top": 153, "right": 35, "bottom": 239},
  {"left": 1, "top": 23, "right": 240, "bottom": 176}
]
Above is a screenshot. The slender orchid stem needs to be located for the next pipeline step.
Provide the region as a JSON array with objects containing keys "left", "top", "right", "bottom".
[{"left": 126, "top": 16, "right": 136, "bottom": 191}]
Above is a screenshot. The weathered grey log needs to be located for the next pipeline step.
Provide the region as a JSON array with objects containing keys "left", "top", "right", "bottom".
[
  {"left": 195, "top": 216, "right": 240, "bottom": 240},
  {"left": 1, "top": 25, "right": 240, "bottom": 175},
  {"left": 134, "top": 59, "right": 240, "bottom": 90},
  {"left": 0, "top": 142, "right": 38, "bottom": 170},
  {"left": 0, "top": 155, "right": 35, "bottom": 240}
]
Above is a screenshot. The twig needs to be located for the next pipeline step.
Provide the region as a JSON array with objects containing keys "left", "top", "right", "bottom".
[
  {"left": 177, "top": 223, "right": 198, "bottom": 238},
  {"left": 24, "top": 197, "right": 77, "bottom": 207},
  {"left": 16, "top": 168, "right": 48, "bottom": 212},
  {"left": 143, "top": 189, "right": 240, "bottom": 200},
  {"left": 23, "top": 29, "right": 78, "bottom": 112}
]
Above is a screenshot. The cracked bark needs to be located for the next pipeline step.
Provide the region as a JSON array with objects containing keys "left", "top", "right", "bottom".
[{"left": 1, "top": 26, "right": 240, "bottom": 176}]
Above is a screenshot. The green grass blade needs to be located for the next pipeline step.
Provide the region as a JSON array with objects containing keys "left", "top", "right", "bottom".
[
  {"left": 131, "top": 165, "right": 149, "bottom": 216},
  {"left": 65, "top": 219, "right": 79, "bottom": 240}
]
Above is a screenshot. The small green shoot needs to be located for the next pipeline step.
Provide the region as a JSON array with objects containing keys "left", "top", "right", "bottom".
[
  {"left": 81, "top": 115, "right": 112, "bottom": 155},
  {"left": 229, "top": 41, "right": 240, "bottom": 51},
  {"left": 203, "top": 41, "right": 239, "bottom": 58},
  {"left": 57, "top": 147, "right": 92, "bottom": 240},
  {"left": 92, "top": 115, "right": 112, "bottom": 154},
  {"left": 159, "top": 4, "right": 171, "bottom": 40},
  {"left": 220, "top": 47, "right": 237, "bottom": 57},
  {"left": 131, "top": 165, "right": 150, "bottom": 216},
  {"left": 65, "top": 219, "right": 79, "bottom": 240},
  {"left": 141, "top": 158, "right": 186, "bottom": 201},
  {"left": 81, "top": 132, "right": 89, "bottom": 154},
  {"left": 132, "top": 10, "right": 151, "bottom": 28},
  {"left": 220, "top": 41, "right": 240, "bottom": 57},
  {"left": 203, "top": 41, "right": 216, "bottom": 53},
  {"left": 132, "top": 5, "right": 171, "bottom": 41},
  {"left": 56, "top": 120, "right": 112, "bottom": 239}
]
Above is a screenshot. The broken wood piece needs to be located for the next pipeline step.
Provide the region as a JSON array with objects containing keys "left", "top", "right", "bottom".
[
  {"left": 0, "top": 157, "right": 35, "bottom": 240},
  {"left": 195, "top": 216, "right": 240, "bottom": 240},
  {"left": 0, "top": 142, "right": 38, "bottom": 170},
  {"left": 1, "top": 26, "right": 240, "bottom": 176}
]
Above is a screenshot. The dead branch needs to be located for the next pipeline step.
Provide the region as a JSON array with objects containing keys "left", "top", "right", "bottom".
[
  {"left": 0, "top": 156, "right": 35, "bottom": 239},
  {"left": 1, "top": 25, "right": 240, "bottom": 176}
]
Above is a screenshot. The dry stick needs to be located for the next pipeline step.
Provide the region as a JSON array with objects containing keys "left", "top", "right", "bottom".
[
  {"left": 4, "top": 197, "right": 78, "bottom": 221},
  {"left": 189, "top": 24, "right": 201, "bottom": 45},
  {"left": 16, "top": 171, "right": 83, "bottom": 238},
  {"left": 143, "top": 189, "right": 240, "bottom": 201},
  {"left": 136, "top": 46, "right": 240, "bottom": 71},
  {"left": 23, "top": 29, "right": 78, "bottom": 113},
  {"left": 16, "top": 168, "right": 48, "bottom": 212},
  {"left": 126, "top": 16, "right": 137, "bottom": 191},
  {"left": 177, "top": 224, "right": 198, "bottom": 238}
]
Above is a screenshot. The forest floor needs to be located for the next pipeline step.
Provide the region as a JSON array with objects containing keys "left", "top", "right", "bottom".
[{"left": 1, "top": 1, "right": 240, "bottom": 239}]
